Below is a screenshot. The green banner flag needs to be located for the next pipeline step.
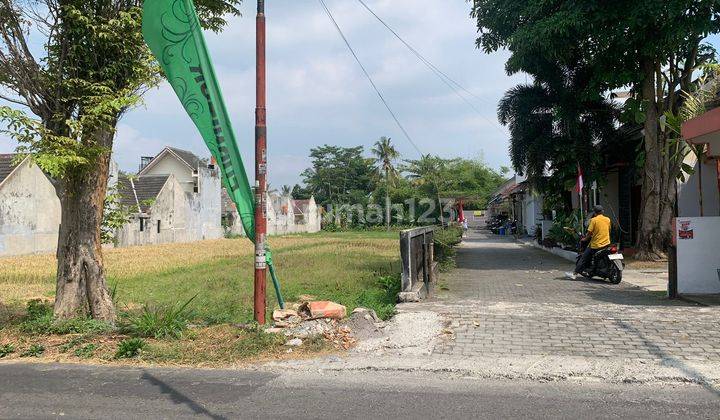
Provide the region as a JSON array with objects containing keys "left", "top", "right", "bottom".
[
  {"left": 142, "top": 0, "right": 255, "bottom": 240},
  {"left": 142, "top": 0, "right": 285, "bottom": 308}
]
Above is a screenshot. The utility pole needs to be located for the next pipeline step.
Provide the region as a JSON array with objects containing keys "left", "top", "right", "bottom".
[{"left": 254, "top": 0, "right": 268, "bottom": 324}]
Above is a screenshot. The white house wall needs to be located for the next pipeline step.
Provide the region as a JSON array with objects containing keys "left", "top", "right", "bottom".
[
  {"left": 522, "top": 194, "right": 543, "bottom": 236},
  {"left": 678, "top": 154, "right": 720, "bottom": 217},
  {"left": 115, "top": 176, "right": 184, "bottom": 246},
  {"left": 116, "top": 168, "right": 223, "bottom": 247},
  {"left": 0, "top": 160, "right": 61, "bottom": 256},
  {"left": 306, "top": 198, "right": 321, "bottom": 233},
  {"left": 224, "top": 194, "right": 322, "bottom": 237},
  {"left": 143, "top": 154, "right": 196, "bottom": 194},
  {"left": 186, "top": 166, "right": 223, "bottom": 240}
]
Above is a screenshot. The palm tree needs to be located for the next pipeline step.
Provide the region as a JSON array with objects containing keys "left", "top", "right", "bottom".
[
  {"left": 497, "top": 58, "right": 617, "bottom": 203},
  {"left": 371, "top": 137, "right": 400, "bottom": 230},
  {"left": 281, "top": 185, "right": 292, "bottom": 197}
]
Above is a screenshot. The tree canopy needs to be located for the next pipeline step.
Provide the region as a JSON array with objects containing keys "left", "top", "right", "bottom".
[
  {"left": 301, "top": 145, "right": 376, "bottom": 208},
  {"left": 0, "top": 0, "right": 242, "bottom": 321},
  {"left": 471, "top": 0, "right": 720, "bottom": 259}
]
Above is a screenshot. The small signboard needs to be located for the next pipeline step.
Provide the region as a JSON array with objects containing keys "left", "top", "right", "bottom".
[{"left": 678, "top": 220, "right": 694, "bottom": 240}]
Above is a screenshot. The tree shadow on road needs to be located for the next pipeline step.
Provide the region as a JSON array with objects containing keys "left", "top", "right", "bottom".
[
  {"left": 141, "top": 371, "right": 228, "bottom": 420},
  {"left": 549, "top": 276, "right": 701, "bottom": 308}
]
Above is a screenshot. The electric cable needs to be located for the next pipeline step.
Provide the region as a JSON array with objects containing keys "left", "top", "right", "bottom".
[{"left": 318, "top": 0, "right": 423, "bottom": 156}]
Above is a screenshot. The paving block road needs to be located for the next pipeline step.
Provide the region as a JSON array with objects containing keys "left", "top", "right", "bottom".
[{"left": 429, "top": 227, "right": 720, "bottom": 364}]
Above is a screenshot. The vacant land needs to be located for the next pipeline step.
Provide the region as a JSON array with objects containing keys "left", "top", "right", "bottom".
[
  {"left": 0, "top": 231, "right": 400, "bottom": 366},
  {"left": 0, "top": 231, "right": 399, "bottom": 323}
]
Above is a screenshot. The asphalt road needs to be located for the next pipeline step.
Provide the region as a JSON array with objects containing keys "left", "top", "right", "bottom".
[{"left": 1, "top": 363, "right": 718, "bottom": 419}]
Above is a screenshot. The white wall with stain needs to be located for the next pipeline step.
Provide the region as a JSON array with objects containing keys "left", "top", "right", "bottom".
[{"left": 0, "top": 159, "right": 61, "bottom": 257}]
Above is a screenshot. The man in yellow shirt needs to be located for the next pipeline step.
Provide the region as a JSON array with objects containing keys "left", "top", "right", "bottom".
[{"left": 567, "top": 205, "right": 612, "bottom": 279}]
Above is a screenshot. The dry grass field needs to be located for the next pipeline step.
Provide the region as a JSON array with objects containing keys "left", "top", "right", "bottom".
[
  {"left": 0, "top": 231, "right": 400, "bottom": 323},
  {"left": 0, "top": 231, "right": 401, "bottom": 366}
]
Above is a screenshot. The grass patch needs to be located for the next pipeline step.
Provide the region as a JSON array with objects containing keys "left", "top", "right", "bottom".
[
  {"left": 234, "top": 329, "right": 286, "bottom": 357},
  {"left": 73, "top": 343, "right": 98, "bottom": 359},
  {"left": 0, "top": 343, "right": 15, "bottom": 357},
  {"left": 19, "top": 300, "right": 112, "bottom": 336},
  {"left": 120, "top": 296, "right": 196, "bottom": 339},
  {"left": 115, "top": 338, "right": 147, "bottom": 359},
  {"left": 59, "top": 336, "right": 86, "bottom": 353},
  {"left": 20, "top": 344, "right": 45, "bottom": 357},
  {"left": 356, "top": 275, "right": 401, "bottom": 320}
]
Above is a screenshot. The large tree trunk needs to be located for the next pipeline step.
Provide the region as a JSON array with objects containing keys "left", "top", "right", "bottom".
[
  {"left": 635, "top": 59, "right": 671, "bottom": 260},
  {"left": 54, "top": 132, "right": 116, "bottom": 323}
]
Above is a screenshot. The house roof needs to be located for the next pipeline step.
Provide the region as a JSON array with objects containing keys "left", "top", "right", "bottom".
[
  {"left": 508, "top": 181, "right": 529, "bottom": 196},
  {"left": 0, "top": 154, "right": 19, "bottom": 185},
  {"left": 118, "top": 173, "right": 170, "bottom": 213},
  {"left": 139, "top": 146, "right": 204, "bottom": 176},
  {"left": 681, "top": 107, "right": 720, "bottom": 157},
  {"left": 168, "top": 147, "right": 202, "bottom": 169}
]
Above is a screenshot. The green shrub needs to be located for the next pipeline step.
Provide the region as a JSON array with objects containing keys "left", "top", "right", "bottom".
[
  {"left": 59, "top": 337, "right": 85, "bottom": 353},
  {"left": 356, "top": 274, "right": 401, "bottom": 320},
  {"left": 121, "top": 296, "right": 196, "bottom": 339},
  {"left": 20, "top": 344, "right": 45, "bottom": 357},
  {"left": 26, "top": 299, "right": 52, "bottom": 319},
  {"left": 115, "top": 338, "right": 146, "bottom": 359},
  {"left": 0, "top": 343, "right": 15, "bottom": 358},
  {"left": 20, "top": 299, "right": 112, "bottom": 336},
  {"left": 21, "top": 315, "right": 112, "bottom": 336},
  {"left": 548, "top": 211, "right": 582, "bottom": 249},
  {"left": 74, "top": 343, "right": 98, "bottom": 359},
  {"left": 434, "top": 226, "right": 463, "bottom": 271}
]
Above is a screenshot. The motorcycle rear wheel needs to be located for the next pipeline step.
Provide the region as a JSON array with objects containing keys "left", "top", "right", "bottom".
[{"left": 609, "top": 266, "right": 622, "bottom": 284}]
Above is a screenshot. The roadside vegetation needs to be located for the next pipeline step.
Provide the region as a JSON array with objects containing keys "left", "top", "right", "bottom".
[
  {"left": 473, "top": 1, "right": 720, "bottom": 260},
  {"left": 0, "top": 231, "right": 399, "bottom": 366},
  {"left": 434, "top": 226, "right": 464, "bottom": 272}
]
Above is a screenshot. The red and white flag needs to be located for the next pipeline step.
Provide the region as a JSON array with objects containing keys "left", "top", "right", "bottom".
[{"left": 575, "top": 164, "right": 584, "bottom": 193}]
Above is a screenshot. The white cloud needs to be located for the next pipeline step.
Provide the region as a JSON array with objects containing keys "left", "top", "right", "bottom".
[{"left": 112, "top": 124, "right": 174, "bottom": 172}]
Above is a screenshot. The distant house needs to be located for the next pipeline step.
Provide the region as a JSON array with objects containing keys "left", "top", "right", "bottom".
[
  {"left": 114, "top": 147, "right": 222, "bottom": 247},
  {"left": 221, "top": 190, "right": 321, "bottom": 236},
  {"left": 291, "top": 197, "right": 321, "bottom": 233},
  {"left": 508, "top": 181, "right": 545, "bottom": 237},
  {"left": 487, "top": 174, "right": 531, "bottom": 227},
  {"left": 0, "top": 154, "right": 61, "bottom": 257},
  {"left": 138, "top": 147, "right": 204, "bottom": 194},
  {"left": 486, "top": 176, "right": 517, "bottom": 219}
]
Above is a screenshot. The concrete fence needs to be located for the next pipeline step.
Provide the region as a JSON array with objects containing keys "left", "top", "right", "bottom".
[{"left": 398, "top": 226, "right": 437, "bottom": 302}]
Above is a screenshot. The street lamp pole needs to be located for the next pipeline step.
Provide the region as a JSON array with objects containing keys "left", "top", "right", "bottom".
[{"left": 254, "top": 0, "right": 268, "bottom": 324}]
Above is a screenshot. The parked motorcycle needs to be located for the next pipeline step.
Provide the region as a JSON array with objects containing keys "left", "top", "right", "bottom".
[
  {"left": 485, "top": 215, "right": 508, "bottom": 233},
  {"left": 576, "top": 239, "right": 624, "bottom": 284}
]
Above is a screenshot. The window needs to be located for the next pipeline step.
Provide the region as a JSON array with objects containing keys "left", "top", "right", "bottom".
[
  {"left": 139, "top": 218, "right": 145, "bottom": 232},
  {"left": 157, "top": 220, "right": 161, "bottom": 233}
]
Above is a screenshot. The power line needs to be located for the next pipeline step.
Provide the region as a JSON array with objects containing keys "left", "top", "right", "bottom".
[
  {"left": 317, "top": 0, "right": 423, "bottom": 156},
  {"left": 355, "top": 0, "right": 507, "bottom": 136}
]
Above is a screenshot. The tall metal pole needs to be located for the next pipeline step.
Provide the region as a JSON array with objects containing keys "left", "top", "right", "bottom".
[{"left": 254, "top": 0, "right": 268, "bottom": 324}]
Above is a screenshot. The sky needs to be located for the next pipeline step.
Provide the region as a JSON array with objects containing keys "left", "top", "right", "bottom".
[{"left": 0, "top": 0, "right": 524, "bottom": 186}]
